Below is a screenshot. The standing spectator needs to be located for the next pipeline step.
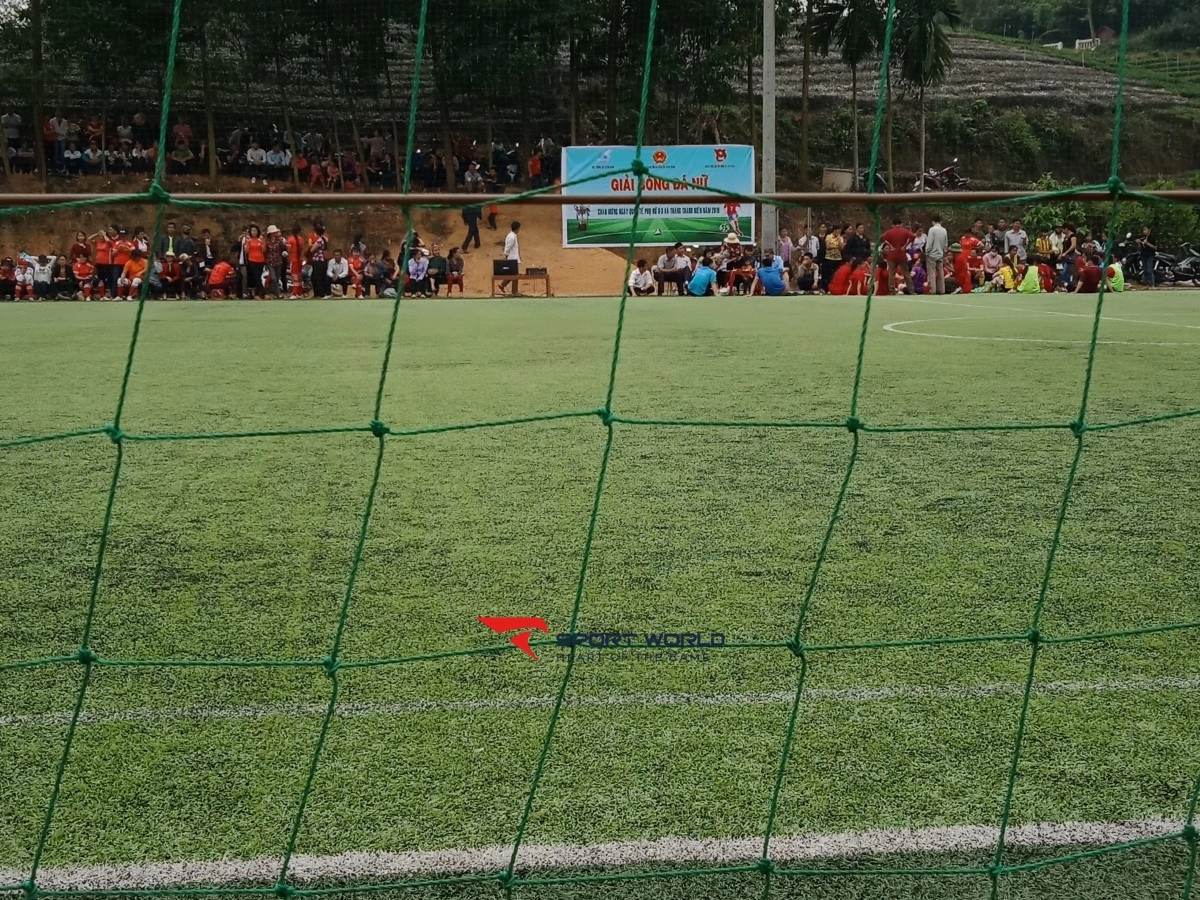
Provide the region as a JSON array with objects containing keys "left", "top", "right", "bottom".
[
  {"left": 41, "top": 117, "right": 57, "bottom": 172},
  {"left": 171, "top": 117, "right": 193, "bottom": 151},
  {"left": 242, "top": 224, "right": 267, "bottom": 298},
  {"left": 113, "top": 229, "right": 135, "bottom": 286},
  {"left": 822, "top": 225, "right": 844, "bottom": 290},
  {"left": 91, "top": 227, "right": 116, "bottom": 296},
  {"left": 196, "top": 228, "right": 218, "bottom": 281},
  {"left": 653, "top": 246, "right": 690, "bottom": 295},
  {"left": 880, "top": 217, "right": 916, "bottom": 295},
  {"left": 1035, "top": 229, "right": 1053, "bottom": 259},
  {"left": 926, "top": 214, "right": 948, "bottom": 295},
  {"left": 1138, "top": 226, "right": 1157, "bottom": 287},
  {"left": 844, "top": 223, "right": 870, "bottom": 263},
  {"left": 157, "top": 221, "right": 181, "bottom": 258},
  {"left": 486, "top": 200, "right": 499, "bottom": 231},
  {"left": 1005, "top": 219, "right": 1029, "bottom": 262},
  {"left": 309, "top": 223, "right": 330, "bottom": 297},
  {"left": 426, "top": 244, "right": 447, "bottom": 294},
  {"left": 461, "top": 199, "right": 482, "bottom": 252},
  {"left": 777, "top": 228, "right": 794, "bottom": 269},
  {"left": 264, "top": 225, "right": 286, "bottom": 297},
  {"left": 286, "top": 224, "right": 306, "bottom": 297},
  {"left": 176, "top": 224, "right": 196, "bottom": 259},
  {"left": 1, "top": 106, "right": 22, "bottom": 152},
  {"left": 445, "top": 247, "right": 465, "bottom": 295},
  {"left": 69, "top": 231, "right": 90, "bottom": 262},
  {"left": 327, "top": 248, "right": 351, "bottom": 296},
  {"left": 116, "top": 116, "right": 134, "bottom": 148},
  {"left": 134, "top": 227, "right": 151, "bottom": 257},
  {"left": 527, "top": 148, "right": 543, "bottom": 188},
  {"left": 498, "top": 221, "right": 521, "bottom": 296},
  {"left": 49, "top": 110, "right": 70, "bottom": 167}
]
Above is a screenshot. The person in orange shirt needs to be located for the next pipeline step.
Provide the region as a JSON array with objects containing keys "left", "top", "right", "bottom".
[
  {"left": 112, "top": 229, "right": 135, "bottom": 297},
  {"left": 207, "top": 255, "right": 236, "bottom": 299},
  {"left": 242, "top": 224, "right": 267, "bottom": 298},
  {"left": 286, "top": 224, "right": 306, "bottom": 297},
  {"left": 72, "top": 256, "right": 98, "bottom": 300},
  {"left": 347, "top": 248, "right": 365, "bottom": 298},
  {"left": 117, "top": 249, "right": 148, "bottom": 299}
]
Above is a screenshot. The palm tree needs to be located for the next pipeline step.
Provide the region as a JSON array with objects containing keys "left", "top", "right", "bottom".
[
  {"left": 896, "top": 0, "right": 961, "bottom": 191},
  {"left": 813, "top": 0, "right": 884, "bottom": 187}
]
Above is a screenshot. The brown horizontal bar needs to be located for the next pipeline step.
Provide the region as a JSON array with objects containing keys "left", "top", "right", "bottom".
[{"left": 0, "top": 190, "right": 1197, "bottom": 206}]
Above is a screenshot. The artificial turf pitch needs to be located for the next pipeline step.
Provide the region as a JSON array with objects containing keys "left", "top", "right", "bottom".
[{"left": 1, "top": 292, "right": 1199, "bottom": 898}]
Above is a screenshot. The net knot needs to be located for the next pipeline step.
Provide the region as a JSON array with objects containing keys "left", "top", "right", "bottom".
[
  {"left": 272, "top": 880, "right": 295, "bottom": 899},
  {"left": 368, "top": 419, "right": 390, "bottom": 438},
  {"left": 629, "top": 159, "right": 650, "bottom": 178},
  {"left": 784, "top": 637, "right": 805, "bottom": 660},
  {"left": 103, "top": 423, "right": 125, "bottom": 444},
  {"left": 1027, "top": 629, "right": 1042, "bottom": 647},
  {"left": 75, "top": 648, "right": 98, "bottom": 665},
  {"left": 321, "top": 655, "right": 340, "bottom": 678},
  {"left": 845, "top": 416, "right": 864, "bottom": 433},
  {"left": 147, "top": 183, "right": 172, "bottom": 204},
  {"left": 756, "top": 857, "right": 776, "bottom": 875},
  {"left": 1106, "top": 176, "right": 1128, "bottom": 196},
  {"left": 21, "top": 878, "right": 36, "bottom": 899},
  {"left": 1069, "top": 418, "right": 1086, "bottom": 437},
  {"left": 986, "top": 862, "right": 1004, "bottom": 880},
  {"left": 596, "top": 406, "right": 616, "bottom": 426},
  {"left": 1183, "top": 823, "right": 1198, "bottom": 843},
  {"left": 496, "top": 872, "right": 517, "bottom": 889}
]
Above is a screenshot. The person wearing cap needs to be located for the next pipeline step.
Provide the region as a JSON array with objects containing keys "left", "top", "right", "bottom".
[
  {"left": 264, "top": 224, "right": 287, "bottom": 298},
  {"left": 177, "top": 224, "right": 196, "bottom": 259},
  {"left": 161, "top": 251, "right": 182, "bottom": 298},
  {"left": 948, "top": 242, "right": 970, "bottom": 294}
]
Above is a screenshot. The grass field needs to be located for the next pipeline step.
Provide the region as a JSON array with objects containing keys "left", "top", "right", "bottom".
[
  {"left": 564, "top": 214, "right": 755, "bottom": 246},
  {"left": 2, "top": 292, "right": 1200, "bottom": 899}
]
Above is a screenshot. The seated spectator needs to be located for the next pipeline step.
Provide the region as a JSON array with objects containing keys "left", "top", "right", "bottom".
[
  {"left": 752, "top": 250, "right": 787, "bottom": 296},
  {"left": 793, "top": 253, "right": 820, "bottom": 294},
  {"left": 347, "top": 247, "right": 365, "bottom": 297},
  {"left": 82, "top": 141, "right": 103, "bottom": 175},
  {"left": 160, "top": 251, "right": 182, "bottom": 298},
  {"left": 148, "top": 257, "right": 165, "bottom": 298},
  {"left": 405, "top": 249, "right": 431, "bottom": 297},
  {"left": 1105, "top": 260, "right": 1125, "bottom": 293},
  {"left": 653, "top": 246, "right": 690, "bottom": 295},
  {"left": 628, "top": 259, "right": 654, "bottom": 296},
  {"left": 910, "top": 252, "right": 928, "bottom": 295},
  {"left": 117, "top": 249, "right": 148, "bottom": 299},
  {"left": 130, "top": 142, "right": 150, "bottom": 173},
  {"left": 72, "top": 254, "right": 98, "bottom": 300},
  {"left": 982, "top": 246, "right": 1003, "bottom": 281},
  {"left": 949, "top": 243, "right": 971, "bottom": 294},
  {"left": 207, "top": 254, "right": 236, "bottom": 298},
  {"left": 827, "top": 259, "right": 854, "bottom": 296},
  {"left": 1039, "top": 254, "right": 1058, "bottom": 292},
  {"left": 84, "top": 114, "right": 104, "bottom": 147},
  {"left": 14, "top": 257, "right": 33, "bottom": 299},
  {"left": 327, "top": 248, "right": 351, "bottom": 296},
  {"left": 179, "top": 254, "right": 200, "bottom": 298},
  {"left": 379, "top": 251, "right": 398, "bottom": 292},
  {"left": 265, "top": 141, "right": 290, "bottom": 176},
  {"left": 0, "top": 257, "right": 15, "bottom": 300},
  {"left": 32, "top": 254, "right": 57, "bottom": 300},
  {"left": 426, "top": 244, "right": 447, "bottom": 294},
  {"left": 52, "top": 253, "right": 72, "bottom": 297},
  {"left": 686, "top": 258, "right": 718, "bottom": 297},
  {"left": 445, "top": 247, "right": 465, "bottom": 295},
  {"left": 169, "top": 140, "right": 195, "bottom": 174},
  {"left": 63, "top": 141, "right": 81, "bottom": 175},
  {"left": 246, "top": 141, "right": 267, "bottom": 179}
]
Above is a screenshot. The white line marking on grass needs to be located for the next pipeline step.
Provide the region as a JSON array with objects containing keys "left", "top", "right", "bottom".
[
  {"left": 0, "top": 819, "right": 1182, "bottom": 889},
  {"left": 889, "top": 295, "right": 1200, "bottom": 331},
  {"left": 3, "top": 675, "right": 1198, "bottom": 730},
  {"left": 882, "top": 316, "right": 1199, "bottom": 346}
]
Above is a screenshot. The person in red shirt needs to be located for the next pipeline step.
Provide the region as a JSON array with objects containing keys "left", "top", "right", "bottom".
[
  {"left": 880, "top": 217, "right": 916, "bottom": 295},
  {"left": 241, "top": 224, "right": 267, "bottom": 298},
  {"left": 1075, "top": 255, "right": 1103, "bottom": 293},
  {"left": 113, "top": 230, "right": 134, "bottom": 268},
  {"left": 90, "top": 227, "right": 117, "bottom": 296},
  {"left": 160, "top": 251, "right": 182, "bottom": 298},
  {"left": 347, "top": 248, "right": 365, "bottom": 298},
  {"left": 827, "top": 260, "right": 854, "bottom": 296},
  {"left": 0, "top": 257, "right": 14, "bottom": 300},
  {"left": 69, "top": 231, "right": 90, "bottom": 262},
  {"left": 72, "top": 256, "right": 97, "bottom": 300},
  {"left": 207, "top": 255, "right": 236, "bottom": 298},
  {"left": 286, "top": 224, "right": 306, "bottom": 297},
  {"left": 848, "top": 259, "right": 872, "bottom": 295},
  {"left": 1038, "top": 255, "right": 1058, "bottom": 293},
  {"left": 950, "top": 243, "right": 972, "bottom": 294},
  {"left": 117, "top": 249, "right": 148, "bottom": 299},
  {"left": 960, "top": 231, "right": 982, "bottom": 259}
]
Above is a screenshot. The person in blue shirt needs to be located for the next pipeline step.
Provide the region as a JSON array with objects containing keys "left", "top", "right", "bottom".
[
  {"left": 752, "top": 248, "right": 787, "bottom": 295},
  {"left": 687, "top": 258, "right": 718, "bottom": 296}
]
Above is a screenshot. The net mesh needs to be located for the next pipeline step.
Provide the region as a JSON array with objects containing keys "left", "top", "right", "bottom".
[{"left": 2, "top": 0, "right": 1200, "bottom": 896}]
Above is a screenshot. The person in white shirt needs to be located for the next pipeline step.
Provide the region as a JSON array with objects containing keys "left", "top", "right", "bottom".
[
  {"left": 326, "top": 249, "right": 350, "bottom": 296},
  {"left": 499, "top": 221, "right": 521, "bottom": 295},
  {"left": 63, "top": 141, "right": 82, "bottom": 175},
  {"left": 246, "top": 141, "right": 268, "bottom": 178},
  {"left": 1005, "top": 220, "right": 1029, "bottom": 262},
  {"left": 32, "top": 254, "right": 57, "bottom": 300},
  {"left": 628, "top": 259, "right": 654, "bottom": 295}
]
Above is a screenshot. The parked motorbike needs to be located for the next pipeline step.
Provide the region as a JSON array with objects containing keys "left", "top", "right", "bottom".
[
  {"left": 857, "top": 170, "right": 889, "bottom": 193},
  {"left": 490, "top": 141, "right": 521, "bottom": 185},
  {"left": 1172, "top": 242, "right": 1200, "bottom": 285},
  {"left": 1118, "top": 232, "right": 1178, "bottom": 284},
  {"left": 913, "top": 158, "right": 971, "bottom": 191}
]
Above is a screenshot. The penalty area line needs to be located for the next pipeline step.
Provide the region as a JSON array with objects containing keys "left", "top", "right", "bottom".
[{"left": 0, "top": 819, "right": 1183, "bottom": 890}]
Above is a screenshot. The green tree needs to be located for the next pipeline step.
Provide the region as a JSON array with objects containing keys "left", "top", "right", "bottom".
[
  {"left": 895, "top": 0, "right": 961, "bottom": 191},
  {"left": 813, "top": 0, "right": 885, "bottom": 184}
]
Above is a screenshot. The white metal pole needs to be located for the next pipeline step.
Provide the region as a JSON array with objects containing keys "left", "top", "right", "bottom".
[{"left": 761, "top": 0, "right": 778, "bottom": 252}]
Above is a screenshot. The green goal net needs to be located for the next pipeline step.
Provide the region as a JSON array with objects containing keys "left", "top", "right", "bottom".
[{"left": 1, "top": 0, "right": 1199, "bottom": 898}]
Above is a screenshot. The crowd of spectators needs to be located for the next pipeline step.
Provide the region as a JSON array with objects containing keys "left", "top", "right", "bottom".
[
  {"left": 0, "top": 219, "right": 468, "bottom": 301},
  {"left": 643, "top": 215, "right": 1135, "bottom": 298},
  {"left": 0, "top": 105, "right": 564, "bottom": 194}
]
